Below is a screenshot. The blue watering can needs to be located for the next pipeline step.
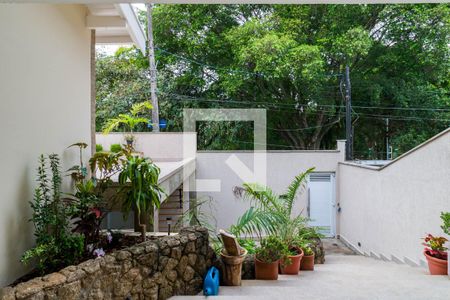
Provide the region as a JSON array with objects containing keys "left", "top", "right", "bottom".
[{"left": 203, "top": 266, "right": 219, "bottom": 296}]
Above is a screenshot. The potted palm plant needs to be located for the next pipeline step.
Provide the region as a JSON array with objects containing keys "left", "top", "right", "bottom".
[
  {"left": 233, "top": 167, "right": 315, "bottom": 275},
  {"left": 422, "top": 233, "right": 448, "bottom": 275},
  {"left": 254, "top": 236, "right": 287, "bottom": 280},
  {"left": 102, "top": 101, "right": 153, "bottom": 148}
]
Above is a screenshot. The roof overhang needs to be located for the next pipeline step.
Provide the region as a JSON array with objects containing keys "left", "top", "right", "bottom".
[{"left": 86, "top": 3, "right": 146, "bottom": 54}]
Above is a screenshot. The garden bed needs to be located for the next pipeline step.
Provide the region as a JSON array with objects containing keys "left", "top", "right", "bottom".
[{"left": 1, "top": 227, "right": 215, "bottom": 300}]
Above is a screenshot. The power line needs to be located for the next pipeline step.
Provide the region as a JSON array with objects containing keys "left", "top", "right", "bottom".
[
  {"left": 155, "top": 47, "right": 343, "bottom": 78},
  {"left": 106, "top": 90, "right": 450, "bottom": 112},
  {"left": 164, "top": 92, "right": 450, "bottom": 113},
  {"left": 98, "top": 90, "right": 450, "bottom": 122},
  {"left": 98, "top": 84, "right": 450, "bottom": 112}
]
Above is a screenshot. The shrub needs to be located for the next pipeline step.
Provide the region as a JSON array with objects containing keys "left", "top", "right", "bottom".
[
  {"left": 96, "top": 144, "right": 103, "bottom": 152},
  {"left": 67, "top": 179, "right": 104, "bottom": 254},
  {"left": 110, "top": 143, "right": 122, "bottom": 153},
  {"left": 22, "top": 154, "right": 84, "bottom": 274},
  {"left": 255, "top": 236, "right": 288, "bottom": 263}
]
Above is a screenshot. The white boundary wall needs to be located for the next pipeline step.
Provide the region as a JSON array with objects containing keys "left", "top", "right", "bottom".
[
  {"left": 96, "top": 132, "right": 197, "bottom": 161},
  {"left": 196, "top": 141, "right": 346, "bottom": 230},
  {"left": 338, "top": 129, "right": 450, "bottom": 266},
  {"left": 96, "top": 135, "right": 345, "bottom": 232}
]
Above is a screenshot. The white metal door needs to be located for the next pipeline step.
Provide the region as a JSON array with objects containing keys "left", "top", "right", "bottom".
[{"left": 308, "top": 173, "right": 335, "bottom": 237}]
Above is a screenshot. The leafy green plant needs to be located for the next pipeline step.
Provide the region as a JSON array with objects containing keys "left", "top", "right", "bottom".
[
  {"left": 119, "top": 155, "right": 165, "bottom": 241},
  {"left": 238, "top": 238, "right": 257, "bottom": 255},
  {"left": 297, "top": 226, "right": 324, "bottom": 243},
  {"left": 66, "top": 143, "right": 122, "bottom": 256},
  {"left": 96, "top": 144, "right": 104, "bottom": 152},
  {"left": 110, "top": 143, "right": 122, "bottom": 153},
  {"left": 67, "top": 179, "right": 104, "bottom": 253},
  {"left": 423, "top": 234, "right": 448, "bottom": 260},
  {"left": 22, "top": 235, "right": 84, "bottom": 274},
  {"left": 22, "top": 154, "right": 84, "bottom": 274},
  {"left": 441, "top": 212, "right": 450, "bottom": 236},
  {"left": 89, "top": 150, "right": 125, "bottom": 193},
  {"left": 102, "top": 101, "right": 153, "bottom": 143},
  {"left": 255, "top": 236, "right": 288, "bottom": 264},
  {"left": 300, "top": 242, "right": 314, "bottom": 256}
]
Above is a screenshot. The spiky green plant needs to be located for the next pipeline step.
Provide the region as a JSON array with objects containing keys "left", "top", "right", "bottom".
[
  {"left": 233, "top": 167, "right": 315, "bottom": 248},
  {"left": 118, "top": 155, "right": 165, "bottom": 241}
]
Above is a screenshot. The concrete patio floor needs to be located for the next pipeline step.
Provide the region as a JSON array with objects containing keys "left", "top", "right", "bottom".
[{"left": 172, "top": 239, "right": 450, "bottom": 300}]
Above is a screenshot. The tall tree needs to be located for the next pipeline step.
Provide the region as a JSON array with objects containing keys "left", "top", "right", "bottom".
[{"left": 96, "top": 4, "right": 450, "bottom": 156}]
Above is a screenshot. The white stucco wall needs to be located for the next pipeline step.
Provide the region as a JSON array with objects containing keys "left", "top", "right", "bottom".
[
  {"left": 339, "top": 129, "right": 450, "bottom": 266},
  {"left": 0, "top": 4, "right": 91, "bottom": 286},
  {"left": 196, "top": 142, "right": 345, "bottom": 231},
  {"left": 96, "top": 132, "right": 197, "bottom": 161}
]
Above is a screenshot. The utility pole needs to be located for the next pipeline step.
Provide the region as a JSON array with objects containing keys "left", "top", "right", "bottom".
[
  {"left": 147, "top": 3, "right": 160, "bottom": 132},
  {"left": 345, "top": 66, "right": 353, "bottom": 160},
  {"left": 146, "top": 3, "right": 160, "bottom": 234}
]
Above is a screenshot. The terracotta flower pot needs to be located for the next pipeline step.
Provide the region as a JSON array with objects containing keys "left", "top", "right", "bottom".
[
  {"left": 280, "top": 248, "right": 304, "bottom": 275},
  {"left": 424, "top": 251, "right": 448, "bottom": 275},
  {"left": 255, "top": 257, "right": 279, "bottom": 280},
  {"left": 300, "top": 253, "right": 315, "bottom": 271}
]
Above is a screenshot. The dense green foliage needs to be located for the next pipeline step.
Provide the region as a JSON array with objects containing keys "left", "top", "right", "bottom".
[
  {"left": 23, "top": 142, "right": 166, "bottom": 274},
  {"left": 255, "top": 235, "right": 289, "bottom": 263},
  {"left": 96, "top": 4, "right": 449, "bottom": 158},
  {"left": 22, "top": 155, "right": 84, "bottom": 274}
]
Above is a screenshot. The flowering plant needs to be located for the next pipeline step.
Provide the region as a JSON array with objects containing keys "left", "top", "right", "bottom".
[
  {"left": 93, "top": 248, "right": 105, "bottom": 258},
  {"left": 422, "top": 234, "right": 448, "bottom": 260}
]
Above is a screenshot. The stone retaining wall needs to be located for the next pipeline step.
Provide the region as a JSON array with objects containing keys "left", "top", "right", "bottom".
[{"left": 1, "top": 227, "right": 215, "bottom": 300}]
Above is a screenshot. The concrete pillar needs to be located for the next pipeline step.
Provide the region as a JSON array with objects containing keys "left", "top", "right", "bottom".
[{"left": 336, "top": 140, "right": 346, "bottom": 162}]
